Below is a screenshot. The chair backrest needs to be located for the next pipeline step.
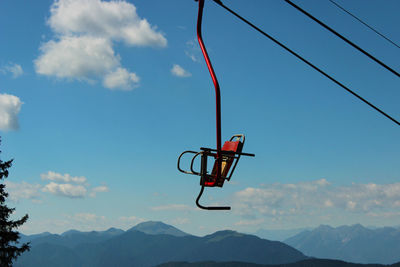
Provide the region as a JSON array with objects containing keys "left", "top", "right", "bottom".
[{"left": 210, "top": 136, "right": 244, "bottom": 186}]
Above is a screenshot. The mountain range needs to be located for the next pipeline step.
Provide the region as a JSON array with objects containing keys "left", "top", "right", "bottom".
[
  {"left": 15, "top": 221, "right": 400, "bottom": 266},
  {"left": 284, "top": 224, "right": 400, "bottom": 264},
  {"left": 15, "top": 221, "right": 306, "bottom": 267}
]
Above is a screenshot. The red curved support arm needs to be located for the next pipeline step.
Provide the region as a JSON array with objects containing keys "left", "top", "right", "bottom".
[{"left": 196, "top": 0, "right": 221, "bottom": 186}]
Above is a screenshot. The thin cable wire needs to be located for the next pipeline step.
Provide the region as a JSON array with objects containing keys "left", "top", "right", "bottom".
[
  {"left": 211, "top": 0, "right": 400, "bottom": 127},
  {"left": 328, "top": 0, "right": 400, "bottom": 49},
  {"left": 284, "top": 0, "right": 399, "bottom": 78}
]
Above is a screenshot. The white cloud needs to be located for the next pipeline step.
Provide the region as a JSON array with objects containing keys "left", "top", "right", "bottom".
[
  {"left": 35, "top": 36, "right": 119, "bottom": 80},
  {"left": 40, "top": 171, "right": 110, "bottom": 199},
  {"left": 233, "top": 179, "right": 400, "bottom": 219},
  {"left": 48, "top": 0, "right": 166, "bottom": 47},
  {"left": 151, "top": 204, "right": 194, "bottom": 211},
  {"left": 4, "top": 175, "right": 107, "bottom": 201},
  {"left": 41, "top": 171, "right": 87, "bottom": 184},
  {"left": 42, "top": 182, "right": 87, "bottom": 198},
  {"left": 1, "top": 63, "right": 23, "bottom": 78},
  {"left": 89, "top": 185, "right": 109, "bottom": 197},
  {"left": 92, "top": 185, "right": 109, "bottom": 193},
  {"left": 185, "top": 40, "right": 200, "bottom": 62},
  {"left": 5, "top": 181, "right": 42, "bottom": 202},
  {"left": 171, "top": 64, "right": 191, "bottom": 77},
  {"left": 185, "top": 51, "right": 198, "bottom": 62},
  {"left": 0, "top": 94, "right": 23, "bottom": 131},
  {"left": 103, "top": 67, "right": 139, "bottom": 90},
  {"left": 35, "top": 0, "right": 167, "bottom": 90}
]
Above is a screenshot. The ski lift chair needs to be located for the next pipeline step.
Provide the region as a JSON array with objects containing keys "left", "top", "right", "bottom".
[
  {"left": 178, "top": 134, "right": 254, "bottom": 210},
  {"left": 177, "top": 0, "right": 254, "bottom": 210}
]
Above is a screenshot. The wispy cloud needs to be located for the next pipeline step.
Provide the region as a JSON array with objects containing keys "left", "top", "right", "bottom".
[
  {"left": 233, "top": 179, "right": 400, "bottom": 220},
  {"left": 41, "top": 171, "right": 87, "bottom": 184},
  {"left": 35, "top": 36, "right": 119, "bottom": 82},
  {"left": 171, "top": 64, "right": 191, "bottom": 78},
  {"left": 42, "top": 182, "right": 87, "bottom": 198},
  {"left": 7, "top": 171, "right": 109, "bottom": 201},
  {"left": 90, "top": 185, "right": 109, "bottom": 197},
  {"left": 0, "top": 94, "right": 23, "bottom": 131},
  {"left": 103, "top": 67, "right": 140, "bottom": 90},
  {"left": 185, "top": 39, "right": 201, "bottom": 62},
  {"left": 40, "top": 171, "right": 109, "bottom": 199},
  {"left": 47, "top": 0, "right": 166, "bottom": 47},
  {"left": 35, "top": 0, "right": 166, "bottom": 90},
  {"left": 5, "top": 181, "right": 42, "bottom": 202},
  {"left": 0, "top": 63, "right": 23, "bottom": 78}
]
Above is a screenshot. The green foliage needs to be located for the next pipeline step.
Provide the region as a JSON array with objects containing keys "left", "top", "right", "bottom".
[{"left": 0, "top": 139, "right": 30, "bottom": 266}]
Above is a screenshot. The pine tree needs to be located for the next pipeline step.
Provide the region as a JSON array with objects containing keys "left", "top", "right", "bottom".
[{"left": 0, "top": 139, "right": 29, "bottom": 266}]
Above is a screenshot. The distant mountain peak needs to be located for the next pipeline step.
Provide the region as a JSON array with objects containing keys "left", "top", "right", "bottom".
[
  {"left": 317, "top": 224, "right": 366, "bottom": 231},
  {"left": 315, "top": 224, "right": 334, "bottom": 231},
  {"left": 61, "top": 229, "right": 81, "bottom": 236},
  {"left": 284, "top": 223, "right": 400, "bottom": 264},
  {"left": 129, "top": 221, "right": 189, "bottom": 237}
]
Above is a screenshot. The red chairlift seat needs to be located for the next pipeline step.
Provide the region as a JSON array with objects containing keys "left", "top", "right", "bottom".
[
  {"left": 204, "top": 134, "right": 245, "bottom": 187},
  {"left": 178, "top": 134, "right": 254, "bottom": 210}
]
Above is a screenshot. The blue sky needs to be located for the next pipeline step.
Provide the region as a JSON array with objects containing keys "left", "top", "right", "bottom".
[{"left": 0, "top": 0, "right": 399, "bottom": 236}]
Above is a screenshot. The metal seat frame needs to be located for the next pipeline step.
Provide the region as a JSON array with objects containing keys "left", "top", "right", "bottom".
[{"left": 178, "top": 134, "right": 254, "bottom": 210}]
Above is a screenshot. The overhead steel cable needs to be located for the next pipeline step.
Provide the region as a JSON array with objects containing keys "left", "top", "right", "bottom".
[
  {"left": 328, "top": 0, "right": 400, "bottom": 49},
  {"left": 284, "top": 0, "right": 400, "bottom": 78},
  {"left": 210, "top": 0, "right": 400, "bottom": 127}
]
